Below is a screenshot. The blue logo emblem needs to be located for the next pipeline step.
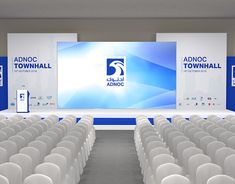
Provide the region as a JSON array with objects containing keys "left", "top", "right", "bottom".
[
  {"left": 20, "top": 93, "right": 25, "bottom": 101},
  {"left": 107, "top": 58, "right": 125, "bottom": 76},
  {"left": 106, "top": 58, "right": 126, "bottom": 87}
]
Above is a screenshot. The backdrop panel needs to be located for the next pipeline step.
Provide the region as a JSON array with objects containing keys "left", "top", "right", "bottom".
[
  {"left": 227, "top": 56, "right": 235, "bottom": 111},
  {"left": 0, "top": 57, "right": 8, "bottom": 111},
  {"left": 58, "top": 42, "right": 176, "bottom": 109},
  {"left": 8, "top": 33, "right": 77, "bottom": 109},
  {"left": 157, "top": 33, "right": 227, "bottom": 110}
]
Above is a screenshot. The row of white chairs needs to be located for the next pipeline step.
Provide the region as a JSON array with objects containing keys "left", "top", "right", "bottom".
[
  {"left": 135, "top": 115, "right": 235, "bottom": 184},
  {"left": 135, "top": 116, "right": 190, "bottom": 184},
  {"left": 171, "top": 115, "right": 235, "bottom": 174},
  {"left": 0, "top": 114, "right": 96, "bottom": 184}
]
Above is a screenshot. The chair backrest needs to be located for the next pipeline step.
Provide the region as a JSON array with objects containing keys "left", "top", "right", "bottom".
[
  {"left": 224, "top": 154, "right": 235, "bottom": 179},
  {"left": 182, "top": 147, "right": 203, "bottom": 171},
  {"left": 44, "top": 153, "right": 67, "bottom": 179},
  {"left": 214, "top": 147, "right": 235, "bottom": 168},
  {"left": 200, "top": 136, "right": 217, "bottom": 153},
  {"left": 193, "top": 131, "right": 209, "bottom": 147},
  {"left": 0, "top": 147, "right": 8, "bottom": 164},
  {"left": 149, "top": 147, "right": 171, "bottom": 163},
  {"left": 43, "top": 131, "right": 59, "bottom": 144},
  {"left": 36, "top": 135, "right": 54, "bottom": 151},
  {"left": 151, "top": 154, "right": 175, "bottom": 171},
  {"left": 28, "top": 141, "right": 47, "bottom": 161},
  {"left": 9, "top": 125, "right": 22, "bottom": 133},
  {"left": 155, "top": 163, "right": 183, "bottom": 184},
  {"left": 0, "top": 174, "right": 9, "bottom": 184},
  {"left": 207, "top": 175, "right": 235, "bottom": 184},
  {"left": 188, "top": 154, "right": 211, "bottom": 182},
  {"left": 23, "top": 174, "right": 53, "bottom": 184},
  {"left": 177, "top": 141, "right": 195, "bottom": 165},
  {"left": 9, "top": 135, "right": 27, "bottom": 150},
  {"left": 0, "top": 140, "right": 18, "bottom": 159},
  {"left": 196, "top": 163, "right": 222, "bottom": 184},
  {"left": 19, "top": 147, "right": 41, "bottom": 169},
  {"left": 35, "top": 162, "right": 61, "bottom": 184},
  {"left": 228, "top": 125, "right": 235, "bottom": 133},
  {"left": 0, "top": 162, "right": 22, "bottom": 184},
  {"left": 227, "top": 136, "right": 235, "bottom": 149},
  {"left": 211, "top": 128, "right": 227, "bottom": 138},
  {"left": 57, "top": 141, "right": 76, "bottom": 160},
  {"left": 1, "top": 127, "right": 16, "bottom": 137},
  {"left": 51, "top": 147, "right": 73, "bottom": 169},
  {"left": 218, "top": 131, "right": 234, "bottom": 143},
  {"left": 172, "top": 136, "right": 189, "bottom": 156},
  {"left": 161, "top": 174, "right": 191, "bottom": 184},
  {"left": 207, "top": 141, "right": 225, "bottom": 162},
  {"left": 0, "top": 130, "right": 8, "bottom": 142},
  {"left": 9, "top": 153, "right": 33, "bottom": 180},
  {"left": 17, "top": 131, "right": 33, "bottom": 144}
]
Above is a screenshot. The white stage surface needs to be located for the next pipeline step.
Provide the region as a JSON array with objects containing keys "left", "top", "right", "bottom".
[{"left": 0, "top": 109, "right": 234, "bottom": 130}]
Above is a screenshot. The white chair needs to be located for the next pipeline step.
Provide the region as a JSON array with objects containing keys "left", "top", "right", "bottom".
[
  {"left": 171, "top": 136, "right": 189, "bottom": 157},
  {"left": 9, "top": 135, "right": 27, "bottom": 151},
  {"left": 1, "top": 127, "right": 16, "bottom": 137},
  {"left": 0, "top": 162, "right": 22, "bottom": 184},
  {"left": 227, "top": 136, "right": 235, "bottom": 149},
  {"left": 182, "top": 147, "right": 203, "bottom": 171},
  {"left": 9, "top": 125, "right": 22, "bottom": 133},
  {"left": 207, "top": 141, "right": 226, "bottom": 162},
  {"left": 35, "top": 163, "right": 61, "bottom": 184},
  {"left": 155, "top": 163, "right": 183, "bottom": 184},
  {"left": 0, "top": 175, "right": 9, "bottom": 184},
  {"left": 161, "top": 174, "right": 191, "bottom": 184},
  {"left": 176, "top": 141, "right": 195, "bottom": 165},
  {"left": 224, "top": 154, "right": 235, "bottom": 179},
  {"left": 218, "top": 131, "right": 234, "bottom": 143},
  {"left": 228, "top": 125, "right": 235, "bottom": 133},
  {"left": 0, "top": 147, "right": 8, "bottom": 164},
  {"left": 43, "top": 131, "right": 60, "bottom": 145},
  {"left": 0, "top": 140, "right": 18, "bottom": 159},
  {"left": 19, "top": 147, "right": 41, "bottom": 169},
  {"left": 36, "top": 135, "right": 55, "bottom": 152},
  {"left": 23, "top": 174, "right": 53, "bottom": 184},
  {"left": 0, "top": 122, "right": 7, "bottom": 129},
  {"left": 0, "top": 130, "right": 8, "bottom": 142},
  {"left": 146, "top": 154, "right": 175, "bottom": 184},
  {"left": 9, "top": 153, "right": 33, "bottom": 180},
  {"left": 57, "top": 141, "right": 81, "bottom": 177},
  {"left": 188, "top": 154, "right": 211, "bottom": 182},
  {"left": 28, "top": 141, "right": 47, "bottom": 162},
  {"left": 18, "top": 131, "right": 34, "bottom": 144},
  {"left": 196, "top": 163, "right": 222, "bottom": 184},
  {"left": 207, "top": 175, "right": 235, "bottom": 184},
  {"left": 193, "top": 131, "right": 210, "bottom": 147},
  {"left": 25, "top": 128, "right": 40, "bottom": 139},
  {"left": 51, "top": 147, "right": 76, "bottom": 184},
  {"left": 211, "top": 128, "right": 227, "bottom": 139},
  {"left": 200, "top": 136, "right": 217, "bottom": 153},
  {"left": 44, "top": 153, "right": 72, "bottom": 184},
  {"left": 214, "top": 147, "right": 235, "bottom": 168}
]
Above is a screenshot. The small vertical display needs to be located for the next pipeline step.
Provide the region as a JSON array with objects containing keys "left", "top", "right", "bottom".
[
  {"left": 232, "top": 65, "right": 235, "bottom": 87},
  {"left": 0, "top": 65, "right": 3, "bottom": 87}
]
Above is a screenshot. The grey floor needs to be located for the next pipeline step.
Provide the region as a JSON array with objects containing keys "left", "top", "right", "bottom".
[{"left": 79, "top": 130, "right": 144, "bottom": 184}]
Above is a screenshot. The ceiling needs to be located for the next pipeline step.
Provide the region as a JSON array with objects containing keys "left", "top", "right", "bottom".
[{"left": 0, "top": 0, "right": 235, "bottom": 18}]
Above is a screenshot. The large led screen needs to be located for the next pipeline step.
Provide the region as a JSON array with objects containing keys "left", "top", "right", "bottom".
[{"left": 58, "top": 42, "right": 176, "bottom": 108}]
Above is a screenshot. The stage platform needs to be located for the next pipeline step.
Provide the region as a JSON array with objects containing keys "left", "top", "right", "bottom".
[{"left": 0, "top": 109, "right": 234, "bottom": 130}]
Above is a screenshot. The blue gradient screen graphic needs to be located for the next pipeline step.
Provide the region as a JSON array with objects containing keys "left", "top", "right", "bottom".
[{"left": 58, "top": 42, "right": 176, "bottom": 109}]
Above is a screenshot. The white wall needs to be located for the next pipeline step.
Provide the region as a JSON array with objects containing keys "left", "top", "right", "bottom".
[{"left": 0, "top": 18, "right": 235, "bottom": 56}]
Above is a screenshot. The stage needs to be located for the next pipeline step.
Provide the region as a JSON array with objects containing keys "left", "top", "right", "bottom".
[{"left": 0, "top": 109, "right": 234, "bottom": 130}]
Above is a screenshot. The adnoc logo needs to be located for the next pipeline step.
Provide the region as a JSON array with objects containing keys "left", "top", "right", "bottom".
[{"left": 106, "top": 58, "right": 126, "bottom": 87}]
